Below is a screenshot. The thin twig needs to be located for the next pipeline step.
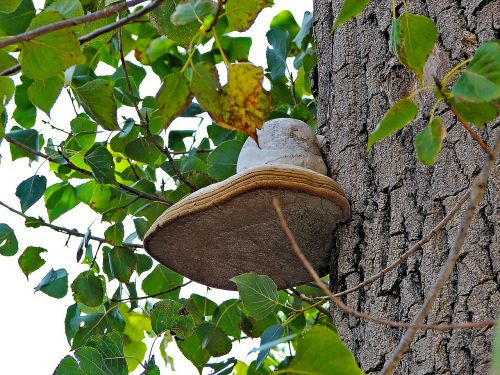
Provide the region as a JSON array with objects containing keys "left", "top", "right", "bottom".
[
  {"left": 0, "top": 0, "right": 148, "bottom": 49},
  {"left": 288, "top": 289, "right": 331, "bottom": 317},
  {"left": 118, "top": 27, "right": 146, "bottom": 124},
  {"left": 144, "top": 124, "right": 198, "bottom": 192},
  {"left": 4, "top": 134, "right": 169, "bottom": 204},
  {"left": 0, "top": 200, "right": 143, "bottom": 249},
  {"left": 382, "top": 135, "right": 500, "bottom": 374},
  {"left": 334, "top": 191, "right": 470, "bottom": 297},
  {"left": 1, "top": 0, "right": 165, "bottom": 76},
  {"left": 111, "top": 281, "right": 192, "bottom": 302},
  {"left": 446, "top": 100, "right": 495, "bottom": 157},
  {"left": 272, "top": 199, "right": 497, "bottom": 332}
]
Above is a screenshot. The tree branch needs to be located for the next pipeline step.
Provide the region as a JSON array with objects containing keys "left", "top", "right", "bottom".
[
  {"left": 0, "top": 200, "right": 143, "bottom": 249},
  {"left": 0, "top": 0, "right": 148, "bottom": 49},
  {"left": 1, "top": 0, "right": 166, "bottom": 76},
  {"left": 334, "top": 190, "right": 470, "bottom": 297},
  {"left": 272, "top": 198, "right": 497, "bottom": 332},
  {"left": 381, "top": 134, "right": 500, "bottom": 374},
  {"left": 4, "top": 134, "right": 170, "bottom": 204}
]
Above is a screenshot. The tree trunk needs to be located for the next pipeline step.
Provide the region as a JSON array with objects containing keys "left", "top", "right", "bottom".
[{"left": 313, "top": 0, "right": 499, "bottom": 373}]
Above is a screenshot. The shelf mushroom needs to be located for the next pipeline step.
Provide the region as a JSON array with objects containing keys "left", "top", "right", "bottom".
[{"left": 144, "top": 118, "right": 350, "bottom": 290}]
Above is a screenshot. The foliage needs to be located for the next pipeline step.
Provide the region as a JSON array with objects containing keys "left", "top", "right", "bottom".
[{"left": 0, "top": 0, "right": 498, "bottom": 374}]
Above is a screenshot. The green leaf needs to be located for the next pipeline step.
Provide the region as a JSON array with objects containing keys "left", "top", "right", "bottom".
[
  {"left": 15, "top": 175, "right": 47, "bottom": 212},
  {"left": 256, "top": 324, "right": 284, "bottom": 369},
  {"left": 55, "top": 356, "right": 84, "bottom": 375},
  {"left": 287, "top": 325, "right": 363, "bottom": 374},
  {"left": 213, "top": 299, "right": 242, "bottom": 339},
  {"left": 76, "top": 79, "right": 119, "bottom": 131},
  {"left": 197, "top": 322, "right": 232, "bottom": 357},
  {"left": 185, "top": 294, "right": 218, "bottom": 323},
  {"left": 231, "top": 272, "right": 278, "bottom": 320},
  {"left": 266, "top": 27, "right": 291, "bottom": 80},
  {"left": 390, "top": 13, "right": 438, "bottom": 80},
  {"left": 107, "top": 246, "right": 137, "bottom": 282},
  {"left": 34, "top": 268, "right": 68, "bottom": 298},
  {"left": 124, "top": 136, "right": 165, "bottom": 166},
  {"left": 7, "top": 128, "right": 42, "bottom": 161},
  {"left": 207, "top": 139, "right": 243, "bottom": 181},
  {"left": 0, "top": 51, "right": 18, "bottom": 72},
  {"left": 65, "top": 115, "right": 98, "bottom": 152},
  {"left": 20, "top": 11, "right": 85, "bottom": 80},
  {"left": 190, "top": 61, "right": 222, "bottom": 116},
  {"left": 294, "top": 11, "right": 313, "bottom": 48},
  {"left": 75, "top": 181, "right": 112, "bottom": 213},
  {"left": 28, "top": 76, "right": 65, "bottom": 115},
  {"left": 46, "top": 0, "right": 84, "bottom": 20},
  {"left": 171, "top": 0, "right": 217, "bottom": 26},
  {"left": 136, "top": 254, "right": 153, "bottom": 275},
  {"left": 0, "top": 224, "right": 18, "bottom": 257},
  {"left": 177, "top": 333, "right": 211, "bottom": 372},
  {"left": 367, "top": 98, "right": 418, "bottom": 151},
  {"left": 452, "top": 40, "right": 500, "bottom": 103},
  {"left": 207, "top": 123, "right": 237, "bottom": 145},
  {"left": 415, "top": 116, "right": 447, "bottom": 166},
  {"left": 448, "top": 97, "right": 499, "bottom": 128},
  {"left": 13, "top": 76, "right": 36, "bottom": 128},
  {"left": 142, "top": 265, "right": 184, "bottom": 300},
  {"left": 104, "top": 223, "right": 125, "bottom": 247},
  {"left": 71, "top": 270, "right": 105, "bottom": 307},
  {"left": 0, "top": 0, "right": 22, "bottom": 13},
  {"left": 84, "top": 144, "right": 116, "bottom": 184},
  {"left": 270, "top": 10, "right": 300, "bottom": 39},
  {"left": 333, "top": 0, "right": 371, "bottom": 30},
  {"left": 88, "top": 331, "right": 127, "bottom": 375},
  {"left": 75, "top": 347, "right": 112, "bottom": 375},
  {"left": 0, "top": 77, "right": 15, "bottom": 106},
  {"left": 0, "top": 0, "right": 35, "bottom": 36},
  {"left": 150, "top": 0, "right": 201, "bottom": 47},
  {"left": 150, "top": 299, "right": 195, "bottom": 338},
  {"left": 156, "top": 72, "right": 193, "bottom": 128},
  {"left": 44, "top": 183, "right": 80, "bottom": 222},
  {"left": 18, "top": 246, "right": 47, "bottom": 278},
  {"left": 226, "top": 0, "right": 273, "bottom": 32}
]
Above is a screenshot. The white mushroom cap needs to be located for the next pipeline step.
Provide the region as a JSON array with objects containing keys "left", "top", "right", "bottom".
[
  {"left": 237, "top": 118, "right": 328, "bottom": 175},
  {"left": 144, "top": 119, "right": 350, "bottom": 290}
]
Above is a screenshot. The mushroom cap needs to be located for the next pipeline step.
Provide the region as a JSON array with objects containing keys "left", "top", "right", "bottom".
[
  {"left": 237, "top": 118, "right": 328, "bottom": 175},
  {"left": 144, "top": 165, "right": 349, "bottom": 290}
]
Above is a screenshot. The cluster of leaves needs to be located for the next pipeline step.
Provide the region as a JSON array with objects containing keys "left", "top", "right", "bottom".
[
  {"left": 334, "top": 1, "right": 499, "bottom": 165},
  {"left": 0, "top": 0, "right": 352, "bottom": 373}
]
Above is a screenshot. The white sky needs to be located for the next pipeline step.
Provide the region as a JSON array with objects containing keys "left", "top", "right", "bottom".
[{"left": 0, "top": 1, "right": 313, "bottom": 374}]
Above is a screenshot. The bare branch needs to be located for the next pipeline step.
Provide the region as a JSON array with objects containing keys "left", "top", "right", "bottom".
[
  {"left": 0, "top": 200, "right": 143, "bottom": 249},
  {"left": 272, "top": 198, "right": 497, "bottom": 332},
  {"left": 4, "top": 134, "right": 170, "bottom": 204},
  {"left": 334, "top": 190, "right": 470, "bottom": 297},
  {"left": 382, "top": 134, "right": 500, "bottom": 374},
  {"left": 1, "top": 0, "right": 165, "bottom": 77},
  {"left": 0, "top": 0, "right": 148, "bottom": 49}
]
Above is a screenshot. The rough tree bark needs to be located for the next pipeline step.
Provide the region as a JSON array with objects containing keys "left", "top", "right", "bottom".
[{"left": 313, "top": 0, "right": 499, "bottom": 373}]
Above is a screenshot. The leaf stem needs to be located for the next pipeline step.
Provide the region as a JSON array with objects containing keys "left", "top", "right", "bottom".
[{"left": 442, "top": 57, "right": 473, "bottom": 86}]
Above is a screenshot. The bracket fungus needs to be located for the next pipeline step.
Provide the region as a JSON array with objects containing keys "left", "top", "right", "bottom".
[{"left": 144, "top": 119, "right": 350, "bottom": 290}]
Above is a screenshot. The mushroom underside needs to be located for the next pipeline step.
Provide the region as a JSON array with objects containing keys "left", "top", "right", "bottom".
[{"left": 145, "top": 168, "right": 349, "bottom": 290}]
